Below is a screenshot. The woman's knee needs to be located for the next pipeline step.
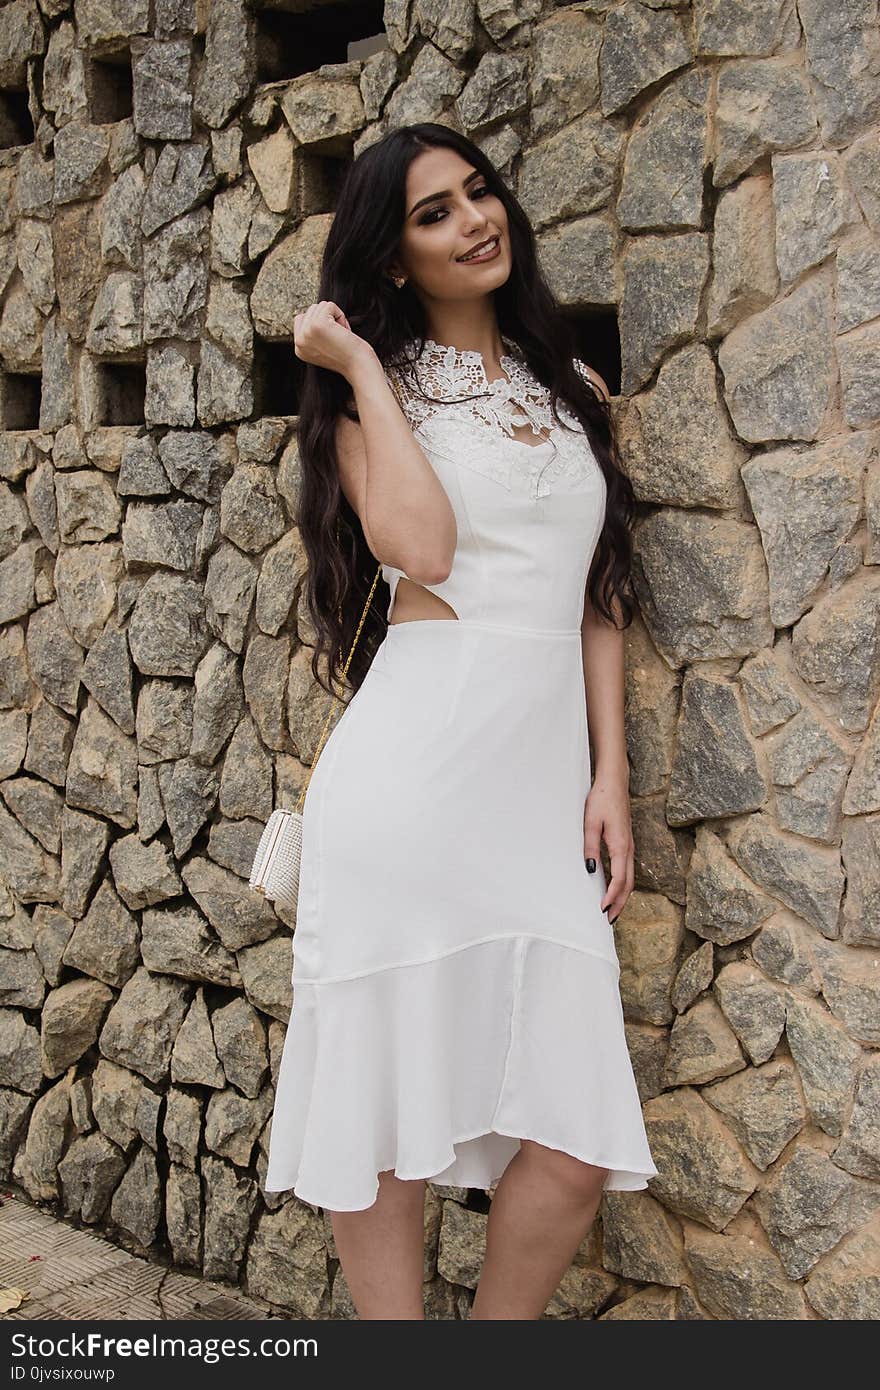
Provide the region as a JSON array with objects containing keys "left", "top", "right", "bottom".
[
  {"left": 518, "top": 1140, "right": 610, "bottom": 1202},
  {"left": 374, "top": 1169, "right": 428, "bottom": 1207}
]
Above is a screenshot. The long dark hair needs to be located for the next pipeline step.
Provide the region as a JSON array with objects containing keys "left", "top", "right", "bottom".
[{"left": 294, "top": 122, "right": 636, "bottom": 700}]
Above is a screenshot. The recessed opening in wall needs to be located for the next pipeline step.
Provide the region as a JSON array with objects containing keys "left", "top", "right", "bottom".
[
  {"left": 465, "top": 1188, "right": 492, "bottom": 1215},
  {"left": 347, "top": 32, "right": 390, "bottom": 62},
  {"left": 253, "top": 337, "right": 301, "bottom": 417},
  {"left": 87, "top": 50, "right": 134, "bottom": 124},
  {"left": 0, "top": 88, "right": 34, "bottom": 150},
  {"left": 0, "top": 370, "right": 42, "bottom": 430},
  {"left": 254, "top": 1, "right": 388, "bottom": 83},
  {"left": 301, "top": 151, "right": 350, "bottom": 211},
  {"left": 95, "top": 361, "right": 146, "bottom": 425},
  {"left": 570, "top": 310, "right": 622, "bottom": 399}
]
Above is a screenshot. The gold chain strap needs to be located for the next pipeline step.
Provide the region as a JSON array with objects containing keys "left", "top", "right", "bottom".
[{"left": 294, "top": 365, "right": 406, "bottom": 814}]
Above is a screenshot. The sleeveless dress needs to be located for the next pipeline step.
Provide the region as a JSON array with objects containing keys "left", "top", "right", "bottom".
[{"left": 263, "top": 335, "right": 659, "bottom": 1211}]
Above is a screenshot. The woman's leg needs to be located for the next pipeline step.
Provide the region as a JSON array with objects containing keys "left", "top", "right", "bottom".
[
  {"left": 330, "top": 1170, "right": 428, "bottom": 1319},
  {"left": 469, "top": 1140, "right": 609, "bottom": 1320}
]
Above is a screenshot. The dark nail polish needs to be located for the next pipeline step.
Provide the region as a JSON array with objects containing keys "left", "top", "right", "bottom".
[
  {"left": 610, "top": 914, "right": 619, "bottom": 924},
  {"left": 585, "top": 857, "right": 596, "bottom": 873}
]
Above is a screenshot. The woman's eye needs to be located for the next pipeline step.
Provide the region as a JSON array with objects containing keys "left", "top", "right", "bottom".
[{"left": 419, "top": 186, "right": 491, "bottom": 225}]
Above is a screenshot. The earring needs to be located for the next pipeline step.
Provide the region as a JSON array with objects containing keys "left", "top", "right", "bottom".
[{"left": 389, "top": 272, "right": 407, "bottom": 289}]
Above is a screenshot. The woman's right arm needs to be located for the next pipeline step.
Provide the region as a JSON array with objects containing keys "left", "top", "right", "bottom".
[{"left": 336, "top": 350, "right": 457, "bottom": 585}]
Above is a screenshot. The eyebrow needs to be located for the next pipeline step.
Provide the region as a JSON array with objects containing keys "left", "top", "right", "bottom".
[{"left": 407, "top": 169, "right": 483, "bottom": 219}]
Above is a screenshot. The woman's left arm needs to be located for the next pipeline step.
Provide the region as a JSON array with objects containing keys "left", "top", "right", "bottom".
[
  {"left": 577, "top": 363, "right": 634, "bottom": 925},
  {"left": 580, "top": 599, "right": 634, "bottom": 924}
]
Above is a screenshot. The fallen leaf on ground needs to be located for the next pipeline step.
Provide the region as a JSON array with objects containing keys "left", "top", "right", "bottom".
[{"left": 0, "top": 1288, "right": 31, "bottom": 1313}]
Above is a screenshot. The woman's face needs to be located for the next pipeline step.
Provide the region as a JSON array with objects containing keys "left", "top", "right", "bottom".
[{"left": 389, "top": 146, "right": 511, "bottom": 302}]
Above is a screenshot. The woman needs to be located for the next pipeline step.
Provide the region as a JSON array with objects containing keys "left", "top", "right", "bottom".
[{"left": 263, "top": 121, "right": 658, "bottom": 1319}]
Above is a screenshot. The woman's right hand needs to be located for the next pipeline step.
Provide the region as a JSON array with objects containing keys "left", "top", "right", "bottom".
[{"left": 293, "top": 301, "right": 376, "bottom": 381}]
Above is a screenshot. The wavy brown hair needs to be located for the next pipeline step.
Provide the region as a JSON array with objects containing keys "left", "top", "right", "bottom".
[{"left": 294, "top": 122, "right": 636, "bottom": 700}]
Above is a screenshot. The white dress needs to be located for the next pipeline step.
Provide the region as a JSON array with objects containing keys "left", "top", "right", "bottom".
[{"left": 264, "top": 335, "right": 659, "bottom": 1211}]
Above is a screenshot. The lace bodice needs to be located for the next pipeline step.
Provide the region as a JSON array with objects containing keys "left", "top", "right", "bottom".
[
  {"left": 376, "top": 334, "right": 607, "bottom": 628},
  {"left": 384, "top": 336, "right": 603, "bottom": 500}
]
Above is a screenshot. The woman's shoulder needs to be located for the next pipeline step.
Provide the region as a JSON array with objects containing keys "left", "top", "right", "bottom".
[
  {"left": 380, "top": 356, "right": 435, "bottom": 429},
  {"left": 573, "top": 357, "right": 612, "bottom": 404}
]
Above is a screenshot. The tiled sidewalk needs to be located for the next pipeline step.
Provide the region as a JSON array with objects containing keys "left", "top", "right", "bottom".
[{"left": 0, "top": 1191, "right": 277, "bottom": 1321}]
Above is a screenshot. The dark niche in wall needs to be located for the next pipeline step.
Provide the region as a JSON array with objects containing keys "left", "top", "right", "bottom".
[
  {"left": 87, "top": 49, "right": 134, "bottom": 124},
  {"left": 254, "top": 0, "right": 388, "bottom": 83},
  {"left": 0, "top": 370, "right": 42, "bottom": 430},
  {"left": 0, "top": 88, "right": 34, "bottom": 150},
  {"left": 253, "top": 336, "right": 302, "bottom": 418},
  {"left": 300, "top": 151, "right": 350, "bottom": 213},
  {"left": 570, "top": 310, "right": 622, "bottom": 399},
  {"left": 95, "top": 361, "right": 146, "bottom": 425}
]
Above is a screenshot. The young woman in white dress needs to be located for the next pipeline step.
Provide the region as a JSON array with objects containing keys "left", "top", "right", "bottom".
[{"left": 263, "top": 122, "right": 658, "bottom": 1320}]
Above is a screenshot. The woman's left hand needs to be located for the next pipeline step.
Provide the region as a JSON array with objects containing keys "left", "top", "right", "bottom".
[{"left": 583, "top": 771, "right": 635, "bottom": 925}]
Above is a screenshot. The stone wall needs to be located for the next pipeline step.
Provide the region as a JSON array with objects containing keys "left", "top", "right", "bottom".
[{"left": 1, "top": 0, "right": 878, "bottom": 1320}]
